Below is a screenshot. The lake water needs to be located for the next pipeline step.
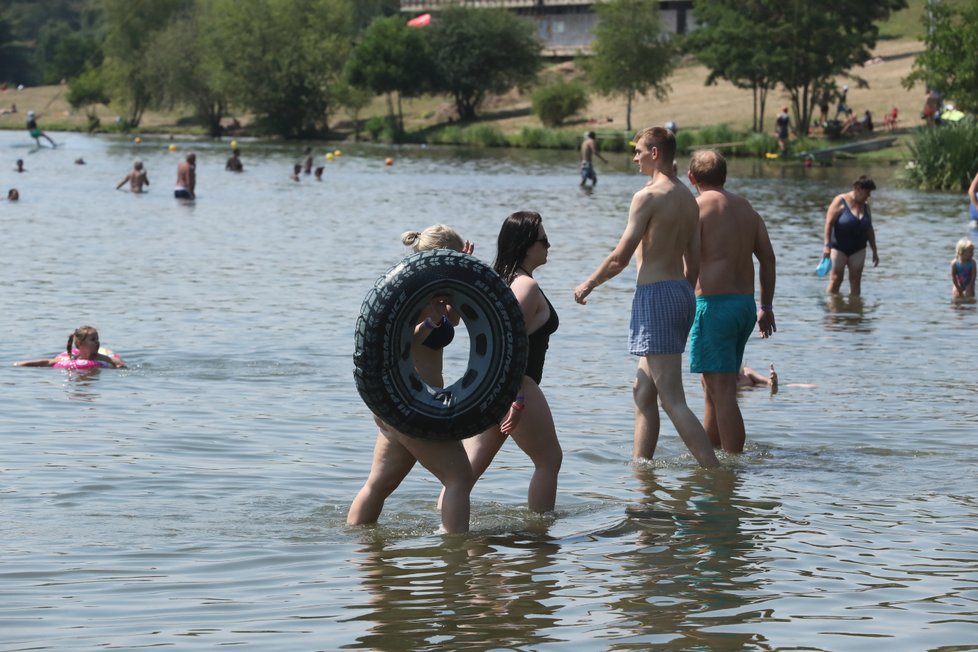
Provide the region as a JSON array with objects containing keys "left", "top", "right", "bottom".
[{"left": 2, "top": 131, "right": 976, "bottom": 651}]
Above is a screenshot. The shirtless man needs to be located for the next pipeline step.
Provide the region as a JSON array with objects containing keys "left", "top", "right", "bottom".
[
  {"left": 174, "top": 152, "right": 196, "bottom": 200},
  {"left": 579, "top": 131, "right": 608, "bottom": 187},
  {"left": 687, "top": 149, "right": 776, "bottom": 454},
  {"left": 225, "top": 148, "right": 243, "bottom": 172},
  {"left": 574, "top": 126, "right": 718, "bottom": 468},
  {"left": 116, "top": 159, "right": 150, "bottom": 193}
]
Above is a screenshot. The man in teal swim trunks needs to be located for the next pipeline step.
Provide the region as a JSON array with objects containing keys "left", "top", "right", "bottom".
[
  {"left": 687, "top": 149, "right": 777, "bottom": 454},
  {"left": 574, "top": 126, "right": 719, "bottom": 469}
]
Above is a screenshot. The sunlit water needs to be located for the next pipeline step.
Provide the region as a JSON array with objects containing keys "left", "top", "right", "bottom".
[{"left": 2, "top": 131, "right": 976, "bottom": 651}]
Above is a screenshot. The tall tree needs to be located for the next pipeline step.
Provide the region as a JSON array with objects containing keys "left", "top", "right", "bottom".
[
  {"left": 582, "top": 0, "right": 676, "bottom": 133},
  {"left": 904, "top": 0, "right": 978, "bottom": 114},
  {"left": 687, "top": 0, "right": 905, "bottom": 137},
  {"left": 144, "top": 12, "right": 228, "bottom": 137},
  {"left": 684, "top": 0, "right": 778, "bottom": 133},
  {"left": 200, "top": 0, "right": 353, "bottom": 137},
  {"left": 426, "top": 6, "right": 541, "bottom": 122},
  {"left": 100, "top": 0, "right": 191, "bottom": 127},
  {"left": 345, "top": 15, "right": 431, "bottom": 133},
  {"left": 771, "top": 0, "right": 906, "bottom": 136}
]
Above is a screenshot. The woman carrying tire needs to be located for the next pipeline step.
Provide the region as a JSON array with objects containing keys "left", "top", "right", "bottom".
[
  {"left": 449, "top": 211, "right": 563, "bottom": 513},
  {"left": 348, "top": 225, "right": 476, "bottom": 533}
]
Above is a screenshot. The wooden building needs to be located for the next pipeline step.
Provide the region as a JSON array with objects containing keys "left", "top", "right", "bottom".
[{"left": 399, "top": 1, "right": 695, "bottom": 57}]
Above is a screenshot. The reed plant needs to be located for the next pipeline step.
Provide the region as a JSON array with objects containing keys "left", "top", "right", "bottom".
[{"left": 904, "top": 120, "right": 978, "bottom": 191}]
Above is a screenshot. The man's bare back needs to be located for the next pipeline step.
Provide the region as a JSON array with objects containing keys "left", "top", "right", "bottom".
[
  {"left": 695, "top": 189, "right": 771, "bottom": 296},
  {"left": 633, "top": 175, "right": 701, "bottom": 286}
]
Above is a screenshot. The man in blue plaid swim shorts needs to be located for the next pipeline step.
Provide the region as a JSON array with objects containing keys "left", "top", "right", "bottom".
[{"left": 575, "top": 126, "right": 719, "bottom": 469}]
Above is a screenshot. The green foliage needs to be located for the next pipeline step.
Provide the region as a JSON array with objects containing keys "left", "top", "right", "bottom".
[
  {"left": 100, "top": 0, "right": 192, "bottom": 127},
  {"left": 426, "top": 6, "right": 541, "bottom": 122},
  {"left": 688, "top": 0, "right": 906, "bottom": 137},
  {"left": 199, "top": 0, "right": 354, "bottom": 138},
  {"left": 428, "top": 124, "right": 509, "bottom": 147},
  {"left": 37, "top": 22, "right": 103, "bottom": 84},
  {"left": 510, "top": 127, "right": 581, "bottom": 149},
  {"left": 904, "top": 120, "right": 978, "bottom": 191},
  {"left": 582, "top": 0, "right": 676, "bottom": 132},
  {"left": 904, "top": 1, "right": 978, "bottom": 114},
  {"left": 684, "top": 1, "right": 778, "bottom": 132},
  {"left": 345, "top": 15, "right": 431, "bottom": 132},
  {"left": 531, "top": 78, "right": 589, "bottom": 127},
  {"left": 364, "top": 115, "right": 399, "bottom": 142},
  {"left": 67, "top": 67, "right": 109, "bottom": 109},
  {"left": 144, "top": 12, "right": 228, "bottom": 137}
]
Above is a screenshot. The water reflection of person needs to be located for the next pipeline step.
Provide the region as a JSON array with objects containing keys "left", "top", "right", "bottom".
[
  {"left": 823, "top": 293, "right": 875, "bottom": 333},
  {"left": 621, "top": 467, "right": 771, "bottom": 649},
  {"left": 348, "top": 225, "right": 476, "bottom": 534},
  {"left": 350, "top": 534, "right": 560, "bottom": 649}
]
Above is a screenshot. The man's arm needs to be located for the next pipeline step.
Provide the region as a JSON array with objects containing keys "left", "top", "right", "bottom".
[
  {"left": 683, "top": 222, "right": 701, "bottom": 287},
  {"left": 574, "top": 192, "right": 651, "bottom": 304},
  {"left": 754, "top": 217, "right": 776, "bottom": 337}
]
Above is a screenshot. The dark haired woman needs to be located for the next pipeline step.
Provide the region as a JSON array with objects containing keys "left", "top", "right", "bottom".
[
  {"left": 823, "top": 175, "right": 879, "bottom": 295},
  {"left": 451, "top": 211, "right": 562, "bottom": 513}
]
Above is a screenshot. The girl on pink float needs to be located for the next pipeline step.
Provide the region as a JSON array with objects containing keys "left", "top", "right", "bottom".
[{"left": 14, "top": 325, "right": 127, "bottom": 370}]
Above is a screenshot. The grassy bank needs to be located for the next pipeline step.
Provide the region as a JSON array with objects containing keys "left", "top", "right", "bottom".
[{"left": 0, "top": 33, "right": 928, "bottom": 164}]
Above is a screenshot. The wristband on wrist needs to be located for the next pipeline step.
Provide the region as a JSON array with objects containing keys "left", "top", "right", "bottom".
[
  {"left": 760, "top": 304, "right": 773, "bottom": 312},
  {"left": 423, "top": 317, "right": 438, "bottom": 329}
]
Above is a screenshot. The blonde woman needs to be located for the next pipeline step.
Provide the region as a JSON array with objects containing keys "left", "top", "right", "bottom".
[{"left": 348, "top": 225, "right": 477, "bottom": 533}]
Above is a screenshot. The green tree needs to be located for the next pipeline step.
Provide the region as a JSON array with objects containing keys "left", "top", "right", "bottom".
[
  {"left": 904, "top": 0, "right": 978, "bottom": 114},
  {"left": 66, "top": 66, "right": 109, "bottom": 131},
  {"left": 531, "top": 77, "right": 590, "bottom": 127},
  {"left": 582, "top": 0, "right": 676, "bottom": 133},
  {"left": 100, "top": 0, "right": 191, "bottom": 127},
  {"left": 684, "top": 0, "right": 778, "bottom": 133},
  {"left": 38, "top": 23, "right": 103, "bottom": 84},
  {"left": 345, "top": 15, "right": 431, "bottom": 134},
  {"left": 426, "top": 6, "right": 541, "bottom": 122},
  {"left": 686, "top": 0, "right": 905, "bottom": 137},
  {"left": 768, "top": 0, "right": 906, "bottom": 136},
  {"left": 200, "top": 0, "right": 353, "bottom": 137},
  {"left": 144, "top": 13, "right": 228, "bottom": 137}
]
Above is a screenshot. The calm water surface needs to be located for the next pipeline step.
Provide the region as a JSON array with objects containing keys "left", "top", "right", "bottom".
[{"left": 2, "top": 132, "right": 976, "bottom": 651}]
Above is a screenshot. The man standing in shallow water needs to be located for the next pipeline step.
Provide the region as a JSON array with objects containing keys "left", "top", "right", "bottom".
[
  {"left": 687, "top": 149, "right": 776, "bottom": 454},
  {"left": 579, "top": 131, "right": 607, "bottom": 187},
  {"left": 574, "top": 126, "right": 719, "bottom": 468},
  {"left": 174, "top": 152, "right": 196, "bottom": 200}
]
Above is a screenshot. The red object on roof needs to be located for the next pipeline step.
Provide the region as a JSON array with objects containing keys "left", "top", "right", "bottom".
[{"left": 407, "top": 13, "right": 431, "bottom": 28}]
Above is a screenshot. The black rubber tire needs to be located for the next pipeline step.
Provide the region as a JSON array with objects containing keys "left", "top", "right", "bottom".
[{"left": 354, "top": 249, "right": 527, "bottom": 440}]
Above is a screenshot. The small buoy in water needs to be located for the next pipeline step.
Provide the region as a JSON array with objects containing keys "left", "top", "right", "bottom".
[
  {"left": 334, "top": 149, "right": 342, "bottom": 157},
  {"left": 385, "top": 157, "right": 394, "bottom": 166},
  {"left": 168, "top": 144, "right": 177, "bottom": 152},
  {"left": 325, "top": 152, "right": 334, "bottom": 161},
  {"left": 230, "top": 140, "right": 238, "bottom": 149},
  {"left": 133, "top": 136, "right": 142, "bottom": 144}
]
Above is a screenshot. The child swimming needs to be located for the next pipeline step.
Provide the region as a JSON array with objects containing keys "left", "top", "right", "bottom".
[{"left": 14, "top": 326, "right": 127, "bottom": 369}]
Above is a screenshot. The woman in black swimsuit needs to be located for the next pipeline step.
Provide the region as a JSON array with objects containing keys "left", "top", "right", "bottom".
[
  {"left": 348, "top": 225, "right": 476, "bottom": 533},
  {"left": 455, "top": 211, "right": 563, "bottom": 513}
]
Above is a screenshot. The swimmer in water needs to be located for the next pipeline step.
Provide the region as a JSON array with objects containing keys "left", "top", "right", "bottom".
[{"left": 14, "top": 325, "right": 127, "bottom": 368}]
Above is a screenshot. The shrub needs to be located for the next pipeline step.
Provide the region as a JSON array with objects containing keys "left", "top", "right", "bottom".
[
  {"left": 531, "top": 78, "right": 590, "bottom": 127},
  {"left": 904, "top": 120, "right": 978, "bottom": 190}
]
